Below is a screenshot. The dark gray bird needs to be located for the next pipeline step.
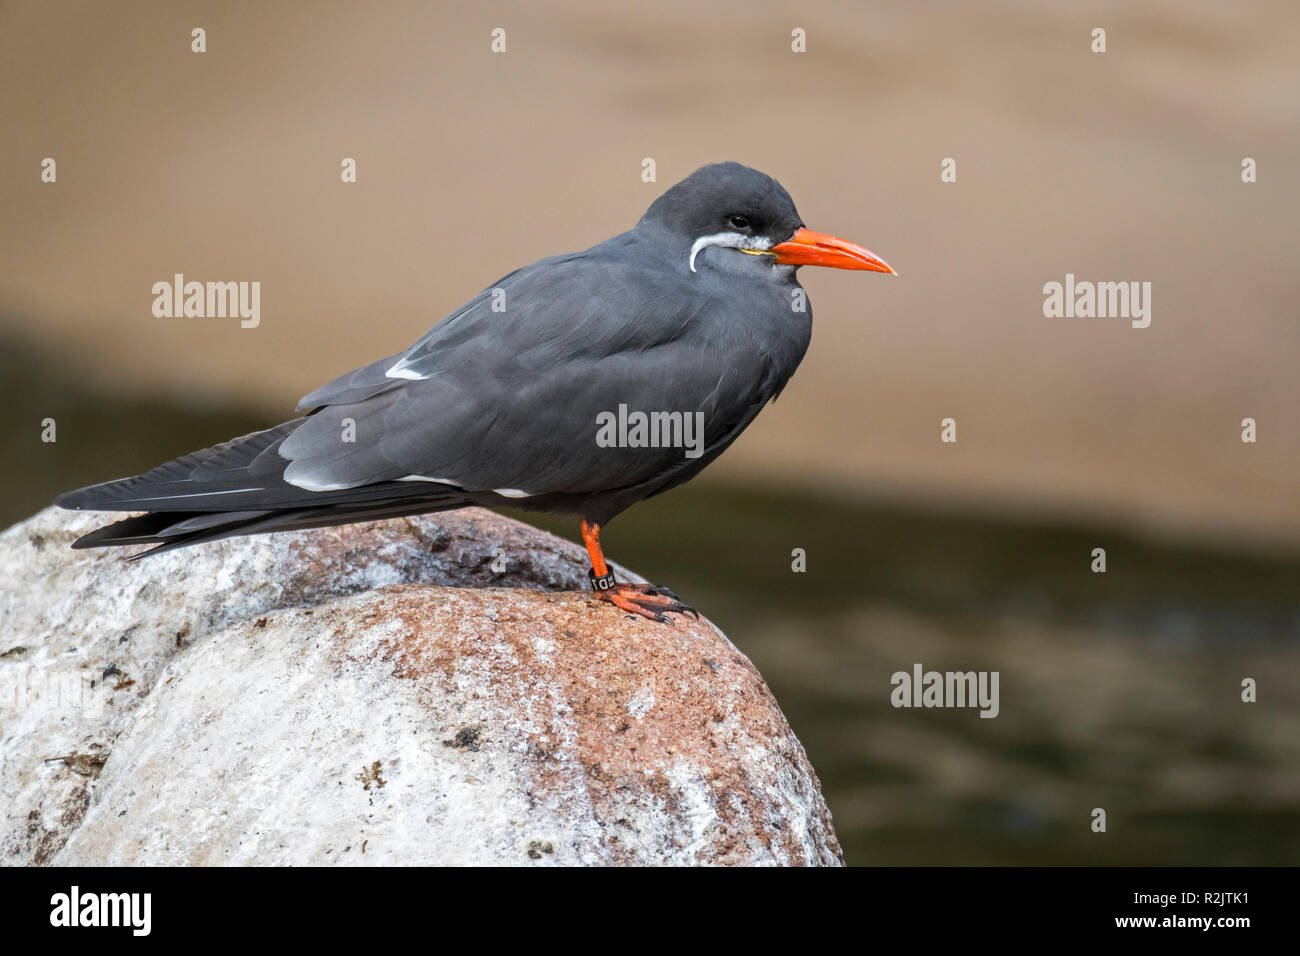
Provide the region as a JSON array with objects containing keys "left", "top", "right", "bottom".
[{"left": 56, "top": 162, "right": 894, "bottom": 621}]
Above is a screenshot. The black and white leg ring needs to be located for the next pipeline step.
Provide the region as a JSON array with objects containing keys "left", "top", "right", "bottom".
[{"left": 589, "top": 568, "right": 618, "bottom": 592}]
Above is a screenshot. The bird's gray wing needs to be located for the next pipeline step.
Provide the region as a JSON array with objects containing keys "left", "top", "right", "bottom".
[
  {"left": 294, "top": 259, "right": 556, "bottom": 411},
  {"left": 278, "top": 249, "right": 778, "bottom": 498}
]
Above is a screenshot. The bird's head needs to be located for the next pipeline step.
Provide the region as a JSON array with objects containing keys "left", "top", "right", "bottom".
[{"left": 640, "top": 161, "right": 895, "bottom": 276}]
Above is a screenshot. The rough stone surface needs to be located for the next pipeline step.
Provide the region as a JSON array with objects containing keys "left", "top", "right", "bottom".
[{"left": 0, "top": 506, "right": 842, "bottom": 866}]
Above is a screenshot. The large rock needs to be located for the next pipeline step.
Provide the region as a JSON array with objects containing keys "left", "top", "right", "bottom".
[{"left": 0, "top": 506, "right": 841, "bottom": 866}]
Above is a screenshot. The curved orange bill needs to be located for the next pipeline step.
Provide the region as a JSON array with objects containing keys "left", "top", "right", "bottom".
[{"left": 771, "top": 227, "right": 896, "bottom": 274}]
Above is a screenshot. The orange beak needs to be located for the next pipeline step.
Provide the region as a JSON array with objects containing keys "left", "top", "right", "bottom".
[{"left": 770, "top": 227, "right": 896, "bottom": 274}]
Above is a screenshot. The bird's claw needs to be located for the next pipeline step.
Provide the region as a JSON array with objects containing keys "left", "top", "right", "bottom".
[
  {"left": 599, "top": 582, "right": 697, "bottom": 624},
  {"left": 617, "top": 582, "right": 679, "bottom": 599}
]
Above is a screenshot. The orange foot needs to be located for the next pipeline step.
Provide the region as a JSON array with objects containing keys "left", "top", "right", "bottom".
[
  {"left": 580, "top": 519, "right": 698, "bottom": 625},
  {"left": 598, "top": 581, "right": 698, "bottom": 624}
]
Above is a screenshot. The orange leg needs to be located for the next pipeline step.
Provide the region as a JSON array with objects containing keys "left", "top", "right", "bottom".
[{"left": 580, "top": 520, "right": 697, "bottom": 624}]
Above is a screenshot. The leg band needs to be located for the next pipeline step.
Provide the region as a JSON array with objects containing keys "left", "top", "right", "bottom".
[{"left": 588, "top": 568, "right": 617, "bottom": 592}]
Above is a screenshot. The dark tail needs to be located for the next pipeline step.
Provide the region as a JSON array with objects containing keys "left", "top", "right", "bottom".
[{"left": 56, "top": 419, "right": 468, "bottom": 557}]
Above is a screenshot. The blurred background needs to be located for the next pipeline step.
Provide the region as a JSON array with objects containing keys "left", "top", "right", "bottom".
[{"left": 2, "top": 1, "right": 1297, "bottom": 864}]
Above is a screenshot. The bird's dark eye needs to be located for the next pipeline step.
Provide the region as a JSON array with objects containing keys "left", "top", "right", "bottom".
[{"left": 728, "top": 215, "right": 751, "bottom": 231}]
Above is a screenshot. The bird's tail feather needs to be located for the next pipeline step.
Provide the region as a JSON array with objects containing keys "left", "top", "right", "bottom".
[{"left": 72, "top": 494, "right": 474, "bottom": 558}]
